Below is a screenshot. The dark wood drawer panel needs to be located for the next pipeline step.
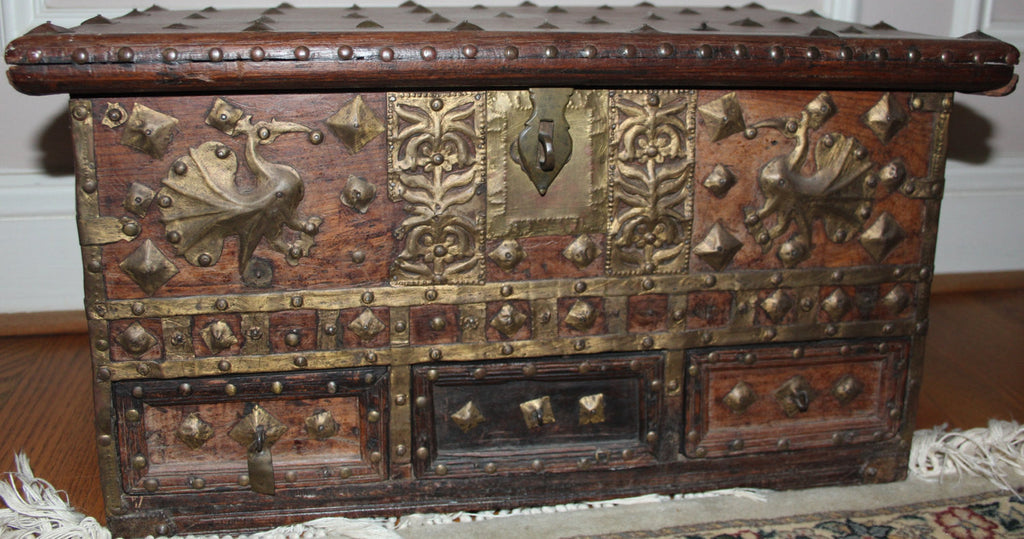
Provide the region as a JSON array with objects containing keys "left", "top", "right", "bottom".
[
  {"left": 412, "top": 353, "right": 664, "bottom": 478},
  {"left": 113, "top": 367, "right": 388, "bottom": 495},
  {"left": 684, "top": 340, "right": 907, "bottom": 458}
]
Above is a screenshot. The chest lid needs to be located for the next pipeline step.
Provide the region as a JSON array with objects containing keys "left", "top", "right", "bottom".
[{"left": 5, "top": 3, "right": 1018, "bottom": 96}]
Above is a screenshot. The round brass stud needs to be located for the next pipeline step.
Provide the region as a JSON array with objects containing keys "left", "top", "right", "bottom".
[
  {"left": 701, "top": 332, "right": 713, "bottom": 344},
  {"left": 522, "top": 363, "right": 537, "bottom": 377},
  {"left": 667, "top": 379, "right": 679, "bottom": 392},
  {"left": 421, "top": 46, "right": 437, "bottom": 61},
  {"left": 271, "top": 381, "right": 284, "bottom": 394},
  {"left": 72, "top": 48, "right": 89, "bottom": 64},
  {"left": 695, "top": 447, "right": 707, "bottom": 458},
  {"left": 762, "top": 327, "right": 777, "bottom": 341},
  {"left": 574, "top": 339, "right": 586, "bottom": 351},
  {"left": 214, "top": 298, "right": 228, "bottom": 311},
  {"left": 581, "top": 45, "right": 598, "bottom": 58},
  {"left": 425, "top": 289, "right": 438, "bottom": 301},
  {"left": 117, "top": 46, "right": 135, "bottom": 62},
  {"left": 380, "top": 47, "right": 394, "bottom": 62},
  {"left": 97, "top": 367, "right": 111, "bottom": 381},
  {"left": 825, "top": 324, "right": 839, "bottom": 336},
  {"left": 728, "top": 439, "right": 745, "bottom": 451},
  {"left": 501, "top": 343, "right": 513, "bottom": 355},
  {"left": 429, "top": 348, "right": 443, "bottom": 361},
  {"left": 224, "top": 383, "right": 237, "bottom": 396},
  {"left": 137, "top": 364, "right": 151, "bottom": 376},
  {"left": 162, "top": 48, "right": 178, "bottom": 63},
  {"left": 416, "top": 447, "right": 430, "bottom": 460},
  {"left": 294, "top": 46, "right": 310, "bottom": 60},
  {"left": 395, "top": 394, "right": 407, "bottom": 406},
  {"left": 462, "top": 44, "right": 478, "bottom": 58},
  {"left": 338, "top": 45, "right": 354, "bottom": 60},
  {"left": 87, "top": 259, "right": 102, "bottom": 273},
  {"left": 531, "top": 459, "right": 544, "bottom": 471},
  {"left": 132, "top": 454, "right": 147, "bottom": 470},
  {"left": 155, "top": 524, "right": 170, "bottom": 536},
  {"left": 426, "top": 368, "right": 439, "bottom": 381},
  {"left": 365, "top": 351, "right": 378, "bottom": 364},
  {"left": 657, "top": 43, "right": 674, "bottom": 57},
  {"left": 435, "top": 464, "right": 448, "bottom": 476},
  {"left": 122, "top": 221, "right": 141, "bottom": 237},
  {"left": 838, "top": 46, "right": 853, "bottom": 60},
  {"left": 574, "top": 281, "right": 587, "bottom": 293},
  {"left": 650, "top": 379, "right": 662, "bottom": 392},
  {"left": 290, "top": 296, "right": 304, "bottom": 308},
  {"left": 703, "top": 275, "right": 716, "bottom": 287},
  {"left": 630, "top": 359, "right": 641, "bottom": 371},
  {"left": 641, "top": 278, "right": 655, "bottom": 291},
  {"left": 800, "top": 297, "right": 815, "bottom": 311},
  {"left": 429, "top": 317, "right": 447, "bottom": 331},
  {"left": 324, "top": 324, "right": 337, "bottom": 336},
  {"left": 504, "top": 46, "right": 519, "bottom": 60},
  {"left": 98, "top": 434, "right": 113, "bottom": 447},
  {"left": 395, "top": 444, "right": 408, "bottom": 457},
  {"left": 641, "top": 336, "right": 654, "bottom": 349},
  {"left": 250, "top": 46, "right": 266, "bottom": 61},
  {"left": 178, "top": 383, "right": 193, "bottom": 397},
  {"left": 500, "top": 284, "right": 514, "bottom": 297},
  {"left": 687, "top": 364, "right": 699, "bottom": 377},
  {"left": 339, "top": 466, "right": 353, "bottom": 478},
  {"left": 132, "top": 386, "right": 144, "bottom": 399},
  {"left": 415, "top": 396, "right": 429, "bottom": 409},
  {"left": 191, "top": 477, "right": 206, "bottom": 489},
  {"left": 792, "top": 347, "right": 804, "bottom": 359},
  {"left": 472, "top": 367, "right": 486, "bottom": 380},
  {"left": 907, "top": 47, "right": 921, "bottom": 62},
  {"left": 578, "top": 361, "right": 591, "bottom": 374},
  {"left": 769, "top": 45, "right": 785, "bottom": 61},
  {"left": 27, "top": 49, "right": 42, "bottom": 63},
  {"left": 544, "top": 45, "right": 559, "bottom": 58},
  {"left": 143, "top": 478, "right": 159, "bottom": 492},
  {"left": 351, "top": 250, "right": 367, "bottom": 264},
  {"left": 806, "top": 46, "right": 821, "bottom": 60},
  {"left": 882, "top": 323, "right": 895, "bottom": 335},
  {"left": 484, "top": 462, "right": 497, "bottom": 474},
  {"left": 686, "top": 430, "right": 700, "bottom": 443},
  {"left": 671, "top": 309, "right": 685, "bottom": 322},
  {"left": 872, "top": 48, "right": 888, "bottom": 61},
  {"left": 360, "top": 291, "right": 375, "bottom": 305},
  {"left": 646, "top": 431, "right": 658, "bottom": 443},
  {"left": 284, "top": 331, "right": 302, "bottom": 347},
  {"left": 208, "top": 47, "right": 224, "bottom": 62},
  {"left": 326, "top": 381, "right": 337, "bottom": 393},
  {"left": 697, "top": 44, "right": 714, "bottom": 59},
  {"left": 777, "top": 438, "right": 791, "bottom": 450},
  {"left": 733, "top": 44, "right": 749, "bottom": 58},
  {"left": 293, "top": 356, "right": 308, "bottom": 368}
]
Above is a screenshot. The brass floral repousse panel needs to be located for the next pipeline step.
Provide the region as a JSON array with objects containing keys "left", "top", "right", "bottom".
[
  {"left": 388, "top": 92, "right": 485, "bottom": 285},
  {"left": 608, "top": 90, "right": 696, "bottom": 275}
]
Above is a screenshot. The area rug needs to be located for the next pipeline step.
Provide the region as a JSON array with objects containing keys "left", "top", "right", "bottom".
[{"left": 2, "top": 421, "right": 1022, "bottom": 538}]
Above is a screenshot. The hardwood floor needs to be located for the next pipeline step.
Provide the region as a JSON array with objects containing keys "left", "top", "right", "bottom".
[{"left": 1, "top": 288, "right": 1022, "bottom": 524}]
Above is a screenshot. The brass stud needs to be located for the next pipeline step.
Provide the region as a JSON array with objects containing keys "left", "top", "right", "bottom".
[
  {"left": 396, "top": 444, "right": 408, "bottom": 456},
  {"left": 82, "top": 179, "right": 98, "bottom": 193},
  {"left": 621, "top": 44, "right": 638, "bottom": 57},
  {"left": 697, "top": 44, "right": 714, "bottom": 59},
  {"left": 72, "top": 48, "right": 89, "bottom": 64},
  {"left": 531, "top": 459, "right": 544, "bottom": 471},
  {"left": 501, "top": 284, "right": 514, "bottom": 297},
  {"left": 178, "top": 383, "right": 192, "bottom": 396},
  {"left": 728, "top": 439, "right": 745, "bottom": 451},
  {"left": 208, "top": 47, "right": 223, "bottom": 61},
  {"left": 284, "top": 470, "right": 298, "bottom": 483},
  {"left": 574, "top": 340, "right": 586, "bottom": 351},
  {"left": 284, "top": 331, "right": 302, "bottom": 347},
  {"left": 291, "top": 296, "right": 304, "bottom": 308},
  {"left": 214, "top": 298, "right": 228, "bottom": 311},
  {"left": 294, "top": 46, "right": 310, "bottom": 60},
  {"left": 117, "top": 46, "right": 135, "bottom": 62},
  {"left": 882, "top": 323, "right": 895, "bottom": 335},
  {"left": 122, "top": 221, "right": 141, "bottom": 237},
  {"left": 416, "top": 447, "right": 430, "bottom": 460},
  {"left": 238, "top": 474, "right": 250, "bottom": 486},
  {"left": 97, "top": 368, "right": 111, "bottom": 381},
  {"left": 132, "top": 454, "right": 147, "bottom": 470},
  {"left": 427, "top": 369, "right": 439, "bottom": 381},
  {"left": 326, "top": 381, "right": 337, "bottom": 393},
  {"left": 641, "top": 278, "right": 655, "bottom": 291},
  {"left": 578, "top": 361, "right": 591, "bottom": 374},
  {"left": 462, "top": 44, "right": 478, "bottom": 58},
  {"left": 225, "top": 383, "right": 237, "bottom": 396},
  {"left": 686, "top": 430, "right": 700, "bottom": 443},
  {"left": 544, "top": 45, "right": 558, "bottom": 58},
  {"left": 425, "top": 289, "right": 438, "bottom": 301},
  {"left": 501, "top": 343, "right": 513, "bottom": 355},
  {"left": 688, "top": 364, "right": 699, "bottom": 376},
  {"left": 641, "top": 336, "right": 654, "bottom": 349},
  {"left": 703, "top": 275, "right": 716, "bottom": 287},
  {"left": 574, "top": 281, "right": 587, "bottom": 293},
  {"left": 657, "top": 43, "right": 674, "bottom": 57},
  {"left": 364, "top": 373, "right": 375, "bottom": 384},
  {"left": 162, "top": 48, "right": 179, "bottom": 62},
  {"left": 777, "top": 438, "right": 791, "bottom": 450},
  {"left": 429, "top": 348, "right": 443, "bottom": 361},
  {"left": 695, "top": 447, "right": 707, "bottom": 458},
  {"left": 271, "top": 381, "right": 284, "bottom": 394},
  {"left": 367, "top": 410, "right": 381, "bottom": 423},
  {"left": 650, "top": 379, "right": 662, "bottom": 391},
  {"left": 646, "top": 431, "right": 658, "bottom": 443},
  {"left": 293, "top": 356, "right": 308, "bottom": 368},
  {"left": 191, "top": 477, "right": 206, "bottom": 489},
  {"left": 415, "top": 396, "right": 429, "bottom": 408},
  {"left": 435, "top": 464, "right": 448, "bottom": 476},
  {"left": 395, "top": 394, "right": 407, "bottom": 406},
  {"left": 806, "top": 46, "right": 821, "bottom": 60},
  {"left": 26, "top": 49, "right": 42, "bottom": 63},
  {"left": 504, "top": 45, "right": 519, "bottom": 60},
  {"left": 155, "top": 524, "right": 170, "bottom": 536},
  {"left": 394, "top": 320, "right": 407, "bottom": 333},
  {"left": 380, "top": 47, "right": 394, "bottom": 61},
  {"left": 143, "top": 478, "right": 159, "bottom": 492},
  {"left": 484, "top": 462, "right": 497, "bottom": 474},
  {"left": 338, "top": 45, "right": 354, "bottom": 60},
  {"left": 473, "top": 367, "right": 486, "bottom": 379},
  {"left": 429, "top": 317, "right": 447, "bottom": 331},
  {"left": 582, "top": 45, "right": 598, "bottom": 58},
  {"left": 769, "top": 45, "right": 785, "bottom": 61},
  {"left": 666, "top": 379, "right": 679, "bottom": 391},
  {"left": 522, "top": 363, "right": 537, "bottom": 377},
  {"left": 825, "top": 324, "right": 839, "bottom": 336},
  {"left": 421, "top": 46, "right": 437, "bottom": 61}
]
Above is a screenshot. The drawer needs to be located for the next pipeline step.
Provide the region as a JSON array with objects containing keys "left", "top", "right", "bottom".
[
  {"left": 412, "top": 353, "right": 664, "bottom": 478},
  {"left": 684, "top": 340, "right": 907, "bottom": 458},
  {"left": 113, "top": 367, "right": 388, "bottom": 495}
]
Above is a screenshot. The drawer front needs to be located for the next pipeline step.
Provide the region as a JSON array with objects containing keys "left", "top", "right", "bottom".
[
  {"left": 412, "top": 353, "right": 664, "bottom": 477},
  {"left": 684, "top": 340, "right": 908, "bottom": 458},
  {"left": 113, "top": 367, "right": 388, "bottom": 495}
]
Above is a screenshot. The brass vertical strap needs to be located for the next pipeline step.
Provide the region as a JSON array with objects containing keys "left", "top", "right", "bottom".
[
  {"left": 604, "top": 295, "right": 628, "bottom": 335},
  {"left": 391, "top": 306, "right": 410, "bottom": 347},
  {"left": 318, "top": 310, "right": 341, "bottom": 350},
  {"left": 240, "top": 313, "right": 270, "bottom": 355},
  {"left": 389, "top": 365, "right": 412, "bottom": 479},
  {"left": 531, "top": 298, "right": 558, "bottom": 340},
  {"left": 459, "top": 303, "right": 487, "bottom": 343}
]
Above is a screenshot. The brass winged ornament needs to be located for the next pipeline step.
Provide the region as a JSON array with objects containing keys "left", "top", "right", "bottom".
[
  {"left": 157, "top": 98, "right": 323, "bottom": 279},
  {"left": 741, "top": 93, "right": 877, "bottom": 267}
]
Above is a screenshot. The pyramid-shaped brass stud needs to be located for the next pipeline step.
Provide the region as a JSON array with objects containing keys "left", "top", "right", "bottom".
[
  {"left": 882, "top": 285, "right": 911, "bottom": 315},
  {"left": 121, "top": 104, "right": 179, "bottom": 158},
  {"left": 859, "top": 212, "right": 906, "bottom": 262},
  {"left": 723, "top": 381, "right": 757, "bottom": 414},
  {"left": 698, "top": 92, "right": 746, "bottom": 142},
  {"left": 123, "top": 182, "right": 155, "bottom": 217},
  {"left": 348, "top": 308, "right": 386, "bottom": 341},
  {"left": 694, "top": 222, "right": 742, "bottom": 271},
  {"left": 760, "top": 289, "right": 794, "bottom": 324},
  {"left": 326, "top": 95, "right": 385, "bottom": 153},
  {"left": 578, "top": 393, "right": 606, "bottom": 425},
  {"left": 450, "top": 401, "right": 486, "bottom": 433},
  {"left": 804, "top": 91, "right": 837, "bottom": 129},
  {"left": 488, "top": 239, "right": 526, "bottom": 272},
  {"left": 821, "top": 288, "right": 851, "bottom": 321},
  {"left": 305, "top": 409, "right": 339, "bottom": 440},
  {"left": 562, "top": 235, "right": 598, "bottom": 269},
  {"left": 702, "top": 164, "right": 737, "bottom": 198},
  {"left": 565, "top": 300, "right": 598, "bottom": 331},
  {"left": 229, "top": 404, "right": 287, "bottom": 448},
  {"left": 520, "top": 396, "right": 555, "bottom": 429},
  {"left": 490, "top": 303, "right": 527, "bottom": 338},
  {"left": 117, "top": 322, "right": 158, "bottom": 358},
  {"left": 200, "top": 320, "right": 238, "bottom": 354},
  {"left": 120, "top": 240, "right": 179, "bottom": 296},
  {"left": 831, "top": 374, "right": 863, "bottom": 406},
  {"left": 176, "top": 412, "right": 214, "bottom": 449},
  {"left": 862, "top": 92, "right": 909, "bottom": 144},
  {"left": 775, "top": 375, "right": 814, "bottom": 417}
]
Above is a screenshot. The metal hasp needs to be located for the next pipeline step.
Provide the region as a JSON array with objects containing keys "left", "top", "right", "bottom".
[
  {"left": 229, "top": 404, "right": 287, "bottom": 495},
  {"left": 517, "top": 88, "right": 574, "bottom": 195}
]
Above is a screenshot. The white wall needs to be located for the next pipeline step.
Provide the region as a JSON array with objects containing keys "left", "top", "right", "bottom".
[{"left": 1, "top": 0, "right": 1020, "bottom": 313}]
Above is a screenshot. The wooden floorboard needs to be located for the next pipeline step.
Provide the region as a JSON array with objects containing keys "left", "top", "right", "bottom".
[{"left": 0, "top": 287, "right": 1022, "bottom": 525}]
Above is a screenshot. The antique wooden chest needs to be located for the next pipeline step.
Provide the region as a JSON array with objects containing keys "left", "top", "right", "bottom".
[{"left": 5, "top": 3, "right": 1018, "bottom": 537}]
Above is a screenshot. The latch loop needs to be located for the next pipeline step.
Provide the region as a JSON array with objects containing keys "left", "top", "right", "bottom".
[{"left": 516, "top": 88, "right": 574, "bottom": 196}]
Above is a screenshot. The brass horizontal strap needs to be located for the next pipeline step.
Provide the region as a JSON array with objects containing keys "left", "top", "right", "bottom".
[
  {"left": 96, "top": 265, "right": 926, "bottom": 320},
  {"left": 101, "top": 319, "right": 916, "bottom": 381},
  {"left": 78, "top": 216, "right": 141, "bottom": 246}
]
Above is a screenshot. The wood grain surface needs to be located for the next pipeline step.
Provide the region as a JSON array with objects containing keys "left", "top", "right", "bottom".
[{"left": 1, "top": 286, "right": 1021, "bottom": 525}]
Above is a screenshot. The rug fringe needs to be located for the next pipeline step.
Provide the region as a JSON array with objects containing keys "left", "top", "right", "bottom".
[
  {"left": 909, "top": 419, "right": 1024, "bottom": 494},
  {"left": 0, "top": 454, "right": 111, "bottom": 539}
]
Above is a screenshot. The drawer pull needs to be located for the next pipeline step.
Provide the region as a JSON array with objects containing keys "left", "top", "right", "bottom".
[
  {"left": 230, "top": 405, "right": 287, "bottom": 495},
  {"left": 774, "top": 375, "right": 815, "bottom": 417}
]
